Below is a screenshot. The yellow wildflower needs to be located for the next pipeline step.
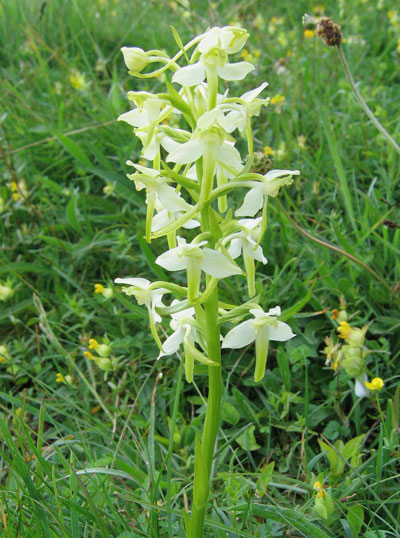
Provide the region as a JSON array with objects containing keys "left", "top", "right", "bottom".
[
  {"left": 313, "top": 5, "right": 325, "bottom": 15},
  {"left": 84, "top": 350, "right": 95, "bottom": 360},
  {"left": 69, "top": 70, "right": 88, "bottom": 91},
  {"left": 56, "top": 373, "right": 65, "bottom": 383},
  {"left": 337, "top": 321, "right": 351, "bottom": 339},
  {"left": 263, "top": 146, "right": 274, "bottom": 156},
  {"left": 89, "top": 338, "right": 99, "bottom": 350},
  {"left": 304, "top": 29, "right": 315, "bottom": 38},
  {"left": 94, "top": 283, "right": 114, "bottom": 299},
  {"left": 364, "top": 377, "right": 384, "bottom": 391},
  {"left": 313, "top": 481, "right": 325, "bottom": 498},
  {"left": 94, "top": 284, "right": 105, "bottom": 294},
  {"left": 270, "top": 95, "right": 285, "bottom": 106},
  {"left": 331, "top": 309, "right": 339, "bottom": 320}
]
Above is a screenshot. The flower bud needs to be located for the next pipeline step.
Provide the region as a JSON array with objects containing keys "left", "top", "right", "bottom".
[
  {"left": 121, "top": 47, "right": 148, "bottom": 72},
  {"left": 0, "top": 282, "right": 14, "bottom": 302},
  {"left": 341, "top": 345, "right": 364, "bottom": 377}
]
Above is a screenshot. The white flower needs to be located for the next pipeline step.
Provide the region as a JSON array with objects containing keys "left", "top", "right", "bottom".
[
  {"left": 227, "top": 218, "right": 267, "bottom": 297},
  {"left": 222, "top": 306, "right": 295, "bottom": 381},
  {"left": 156, "top": 237, "right": 241, "bottom": 278},
  {"left": 118, "top": 92, "right": 162, "bottom": 128},
  {"left": 158, "top": 302, "right": 197, "bottom": 359},
  {"left": 235, "top": 169, "right": 301, "bottom": 217},
  {"left": 166, "top": 111, "right": 243, "bottom": 176},
  {"left": 126, "top": 162, "right": 193, "bottom": 213},
  {"left": 222, "top": 82, "right": 270, "bottom": 132},
  {"left": 172, "top": 26, "right": 254, "bottom": 87},
  {"left": 156, "top": 236, "right": 241, "bottom": 301},
  {"left": 118, "top": 93, "right": 168, "bottom": 159},
  {"left": 114, "top": 277, "right": 166, "bottom": 323},
  {"left": 354, "top": 374, "right": 369, "bottom": 398}
]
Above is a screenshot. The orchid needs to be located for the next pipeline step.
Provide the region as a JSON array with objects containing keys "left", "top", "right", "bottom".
[
  {"left": 115, "top": 26, "right": 298, "bottom": 536},
  {"left": 226, "top": 218, "right": 267, "bottom": 296},
  {"left": 172, "top": 26, "right": 254, "bottom": 87},
  {"left": 126, "top": 161, "right": 195, "bottom": 240},
  {"left": 222, "top": 306, "right": 295, "bottom": 381},
  {"left": 158, "top": 300, "right": 216, "bottom": 382},
  {"left": 114, "top": 277, "right": 167, "bottom": 349},
  {"left": 235, "top": 169, "right": 301, "bottom": 217},
  {"left": 156, "top": 236, "right": 241, "bottom": 301}
]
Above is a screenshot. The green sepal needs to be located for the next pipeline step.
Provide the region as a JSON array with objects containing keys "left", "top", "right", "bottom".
[{"left": 315, "top": 492, "right": 334, "bottom": 520}]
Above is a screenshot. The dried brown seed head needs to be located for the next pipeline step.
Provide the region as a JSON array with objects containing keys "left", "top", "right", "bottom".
[
  {"left": 249, "top": 152, "right": 272, "bottom": 174},
  {"left": 316, "top": 16, "right": 342, "bottom": 47}
]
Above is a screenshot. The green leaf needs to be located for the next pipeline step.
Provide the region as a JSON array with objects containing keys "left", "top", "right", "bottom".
[
  {"left": 222, "top": 402, "right": 240, "bottom": 425},
  {"left": 66, "top": 194, "right": 82, "bottom": 234},
  {"left": 256, "top": 461, "right": 275, "bottom": 494},
  {"left": 346, "top": 504, "right": 364, "bottom": 538},
  {"left": 236, "top": 425, "right": 260, "bottom": 451},
  {"left": 55, "top": 132, "right": 91, "bottom": 167},
  {"left": 231, "top": 504, "right": 335, "bottom": 538}
]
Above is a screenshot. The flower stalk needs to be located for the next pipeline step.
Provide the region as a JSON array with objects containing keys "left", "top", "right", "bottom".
[{"left": 115, "top": 25, "right": 298, "bottom": 536}]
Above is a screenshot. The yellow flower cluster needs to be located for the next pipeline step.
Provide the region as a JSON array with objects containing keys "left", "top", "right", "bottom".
[{"left": 84, "top": 337, "right": 112, "bottom": 371}]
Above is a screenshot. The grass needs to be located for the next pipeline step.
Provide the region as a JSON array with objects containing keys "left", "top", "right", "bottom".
[{"left": 1, "top": 0, "right": 399, "bottom": 536}]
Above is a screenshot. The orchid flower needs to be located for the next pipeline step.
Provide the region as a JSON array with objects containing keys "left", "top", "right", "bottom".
[
  {"left": 157, "top": 300, "right": 216, "bottom": 382},
  {"left": 156, "top": 236, "right": 241, "bottom": 301},
  {"left": 172, "top": 26, "right": 254, "bottom": 87},
  {"left": 114, "top": 277, "right": 167, "bottom": 349},
  {"left": 222, "top": 306, "right": 295, "bottom": 381},
  {"left": 226, "top": 218, "right": 267, "bottom": 296},
  {"left": 118, "top": 92, "right": 169, "bottom": 160},
  {"left": 126, "top": 161, "right": 195, "bottom": 240},
  {"left": 222, "top": 82, "right": 270, "bottom": 132},
  {"left": 235, "top": 169, "right": 301, "bottom": 217}
]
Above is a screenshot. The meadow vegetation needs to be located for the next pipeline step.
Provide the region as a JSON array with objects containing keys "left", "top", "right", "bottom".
[{"left": 0, "top": 0, "right": 399, "bottom": 536}]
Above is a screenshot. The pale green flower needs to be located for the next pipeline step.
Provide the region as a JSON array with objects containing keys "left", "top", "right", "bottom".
[{"left": 222, "top": 306, "right": 295, "bottom": 381}]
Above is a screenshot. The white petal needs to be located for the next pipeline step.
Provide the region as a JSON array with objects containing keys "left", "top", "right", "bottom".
[
  {"left": 159, "top": 327, "right": 185, "bottom": 357},
  {"left": 267, "top": 306, "right": 281, "bottom": 317},
  {"left": 227, "top": 238, "right": 243, "bottom": 259},
  {"left": 217, "top": 61, "right": 255, "bottom": 81},
  {"left": 355, "top": 375, "right": 369, "bottom": 398},
  {"left": 241, "top": 82, "right": 268, "bottom": 103},
  {"left": 201, "top": 248, "right": 242, "bottom": 278},
  {"left": 166, "top": 139, "right": 203, "bottom": 164},
  {"left": 243, "top": 240, "right": 267, "bottom": 264},
  {"left": 222, "top": 319, "right": 256, "bottom": 349},
  {"left": 114, "top": 277, "right": 150, "bottom": 288},
  {"left": 117, "top": 109, "right": 148, "bottom": 128},
  {"left": 157, "top": 184, "right": 192, "bottom": 212},
  {"left": 155, "top": 247, "right": 185, "bottom": 271},
  {"left": 172, "top": 63, "right": 205, "bottom": 86},
  {"left": 235, "top": 185, "right": 264, "bottom": 217},
  {"left": 151, "top": 210, "right": 170, "bottom": 232},
  {"left": 224, "top": 110, "right": 245, "bottom": 132},
  {"left": 265, "top": 169, "right": 300, "bottom": 180},
  {"left": 133, "top": 164, "right": 159, "bottom": 177},
  {"left": 268, "top": 321, "right": 296, "bottom": 342},
  {"left": 216, "top": 143, "right": 242, "bottom": 170},
  {"left": 198, "top": 27, "right": 222, "bottom": 53}
]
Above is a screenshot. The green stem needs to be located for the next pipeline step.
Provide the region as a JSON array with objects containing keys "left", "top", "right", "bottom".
[
  {"left": 337, "top": 45, "right": 400, "bottom": 156},
  {"left": 189, "top": 284, "right": 222, "bottom": 538}
]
